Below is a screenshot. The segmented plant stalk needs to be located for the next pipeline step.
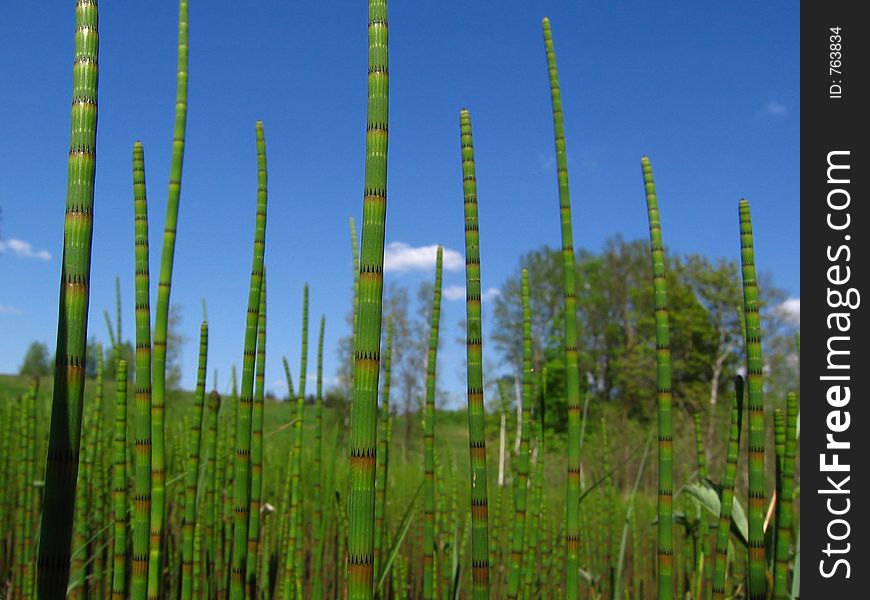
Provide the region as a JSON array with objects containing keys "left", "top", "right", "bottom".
[
  {"left": 739, "top": 199, "right": 767, "bottom": 600},
  {"left": 641, "top": 155, "right": 674, "bottom": 600},
  {"left": 245, "top": 277, "right": 267, "bottom": 597},
  {"left": 313, "top": 314, "right": 327, "bottom": 598},
  {"left": 712, "top": 377, "right": 744, "bottom": 600},
  {"left": 131, "top": 140, "right": 153, "bottom": 600},
  {"left": 181, "top": 321, "right": 209, "bottom": 600},
  {"left": 22, "top": 379, "right": 39, "bottom": 599},
  {"left": 148, "top": 4, "right": 189, "bottom": 594},
  {"left": 423, "top": 248, "right": 444, "bottom": 600},
  {"left": 541, "top": 20, "right": 584, "bottom": 596},
  {"left": 38, "top": 3, "right": 99, "bottom": 595},
  {"left": 374, "top": 316, "right": 393, "bottom": 584},
  {"left": 346, "top": 0, "right": 389, "bottom": 596},
  {"left": 460, "top": 108, "right": 491, "bottom": 599},
  {"left": 229, "top": 120, "right": 268, "bottom": 600},
  {"left": 113, "top": 361, "right": 129, "bottom": 600},
  {"left": 70, "top": 350, "right": 102, "bottom": 599},
  {"left": 773, "top": 392, "right": 797, "bottom": 599},
  {"left": 292, "top": 284, "right": 310, "bottom": 597},
  {"left": 204, "top": 391, "right": 221, "bottom": 595},
  {"left": 507, "top": 269, "right": 533, "bottom": 598}
]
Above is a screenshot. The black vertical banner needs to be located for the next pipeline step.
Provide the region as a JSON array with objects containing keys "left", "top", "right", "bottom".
[{"left": 802, "top": 2, "right": 869, "bottom": 598}]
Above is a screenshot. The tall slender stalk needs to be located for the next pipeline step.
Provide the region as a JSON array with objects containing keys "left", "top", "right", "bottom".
[
  {"left": 131, "top": 140, "right": 153, "bottom": 600},
  {"left": 460, "top": 108, "right": 491, "bottom": 599},
  {"left": 507, "top": 269, "right": 532, "bottom": 598},
  {"left": 38, "top": 3, "right": 99, "bottom": 595},
  {"left": 292, "top": 284, "right": 310, "bottom": 597},
  {"left": 541, "top": 19, "right": 583, "bottom": 596},
  {"left": 181, "top": 321, "right": 209, "bottom": 600},
  {"left": 70, "top": 348, "right": 102, "bottom": 599},
  {"left": 313, "top": 314, "right": 327, "bottom": 598},
  {"left": 739, "top": 199, "right": 767, "bottom": 600},
  {"left": 113, "top": 361, "right": 129, "bottom": 600},
  {"left": 23, "top": 379, "right": 39, "bottom": 600},
  {"left": 423, "top": 247, "right": 444, "bottom": 600},
  {"left": 712, "top": 376, "right": 744, "bottom": 600},
  {"left": 346, "top": 0, "right": 389, "bottom": 597},
  {"left": 148, "top": 3, "right": 189, "bottom": 594},
  {"left": 374, "top": 315, "right": 393, "bottom": 584},
  {"left": 246, "top": 276, "right": 267, "bottom": 596},
  {"left": 641, "top": 155, "right": 674, "bottom": 600},
  {"left": 204, "top": 391, "right": 221, "bottom": 595},
  {"left": 773, "top": 392, "right": 796, "bottom": 599},
  {"left": 228, "top": 121, "right": 268, "bottom": 600}
]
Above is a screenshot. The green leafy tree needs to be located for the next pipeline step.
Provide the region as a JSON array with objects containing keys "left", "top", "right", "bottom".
[{"left": 20, "top": 341, "right": 52, "bottom": 377}]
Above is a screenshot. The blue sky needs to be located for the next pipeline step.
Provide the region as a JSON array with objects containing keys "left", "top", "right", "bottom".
[{"left": 0, "top": 1, "right": 799, "bottom": 406}]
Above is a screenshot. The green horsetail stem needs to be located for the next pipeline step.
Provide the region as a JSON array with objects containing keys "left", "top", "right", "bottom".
[
  {"left": 351, "top": 215, "right": 360, "bottom": 366},
  {"left": 641, "top": 155, "right": 674, "bottom": 600},
  {"left": 712, "top": 377, "right": 745, "bottom": 600},
  {"left": 460, "top": 108, "right": 491, "bottom": 599},
  {"left": 346, "top": 0, "right": 389, "bottom": 597},
  {"left": 773, "top": 392, "right": 797, "bottom": 599},
  {"left": 181, "top": 321, "right": 209, "bottom": 600},
  {"left": 113, "top": 361, "right": 129, "bottom": 600},
  {"left": 229, "top": 120, "right": 268, "bottom": 600},
  {"left": 374, "top": 315, "right": 393, "bottom": 585},
  {"left": 131, "top": 140, "right": 153, "bottom": 600},
  {"left": 38, "top": 2, "right": 99, "bottom": 595},
  {"left": 23, "top": 379, "right": 39, "bottom": 599},
  {"left": 507, "top": 269, "right": 533, "bottom": 598},
  {"left": 70, "top": 348, "right": 102, "bottom": 599},
  {"left": 148, "top": 4, "right": 189, "bottom": 594},
  {"left": 739, "top": 199, "right": 767, "bottom": 600},
  {"left": 246, "top": 276, "right": 267, "bottom": 597},
  {"left": 313, "top": 314, "right": 327, "bottom": 598},
  {"left": 541, "top": 20, "right": 583, "bottom": 596},
  {"left": 204, "top": 391, "right": 221, "bottom": 595},
  {"left": 14, "top": 399, "right": 27, "bottom": 599},
  {"left": 423, "top": 247, "right": 444, "bottom": 600},
  {"left": 292, "top": 284, "right": 310, "bottom": 598}
]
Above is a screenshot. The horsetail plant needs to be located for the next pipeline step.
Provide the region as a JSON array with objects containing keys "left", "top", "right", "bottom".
[
  {"left": 773, "top": 392, "right": 797, "bottom": 599},
  {"left": 460, "top": 107, "right": 491, "bottom": 599},
  {"left": 374, "top": 315, "right": 393, "bottom": 585},
  {"left": 131, "top": 140, "right": 154, "bottom": 600},
  {"left": 739, "top": 199, "right": 767, "bottom": 600},
  {"left": 246, "top": 276, "right": 267, "bottom": 597},
  {"left": 507, "top": 269, "right": 533, "bottom": 599},
  {"left": 641, "top": 155, "right": 675, "bottom": 600},
  {"left": 290, "top": 283, "right": 310, "bottom": 598},
  {"left": 313, "top": 314, "right": 327, "bottom": 598},
  {"left": 346, "top": 0, "right": 390, "bottom": 596},
  {"left": 712, "top": 376, "right": 745, "bottom": 600},
  {"left": 423, "top": 247, "right": 444, "bottom": 600},
  {"left": 541, "top": 19, "right": 585, "bottom": 596},
  {"left": 229, "top": 120, "right": 268, "bottom": 600},
  {"left": 149, "top": 4, "right": 190, "bottom": 593},
  {"left": 181, "top": 321, "right": 209, "bottom": 600},
  {"left": 204, "top": 391, "right": 221, "bottom": 596},
  {"left": 38, "top": 2, "right": 99, "bottom": 595},
  {"left": 113, "top": 361, "right": 129, "bottom": 600},
  {"left": 70, "top": 347, "right": 102, "bottom": 600}
]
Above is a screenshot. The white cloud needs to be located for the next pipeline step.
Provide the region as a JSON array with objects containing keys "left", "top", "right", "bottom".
[
  {"left": 0, "top": 238, "right": 52, "bottom": 260},
  {"left": 383, "top": 242, "right": 463, "bottom": 273},
  {"left": 762, "top": 101, "right": 788, "bottom": 118},
  {"left": 776, "top": 297, "right": 800, "bottom": 324},
  {"left": 0, "top": 305, "right": 22, "bottom": 314},
  {"left": 442, "top": 285, "right": 500, "bottom": 302}
]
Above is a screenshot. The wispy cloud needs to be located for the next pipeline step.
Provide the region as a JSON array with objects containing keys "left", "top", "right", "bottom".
[
  {"left": 0, "top": 238, "right": 52, "bottom": 260},
  {"left": 776, "top": 297, "right": 800, "bottom": 324},
  {"left": 761, "top": 100, "right": 788, "bottom": 118},
  {"left": 383, "top": 242, "right": 463, "bottom": 273},
  {"left": 0, "top": 305, "right": 22, "bottom": 314},
  {"left": 442, "top": 285, "right": 500, "bottom": 302}
]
